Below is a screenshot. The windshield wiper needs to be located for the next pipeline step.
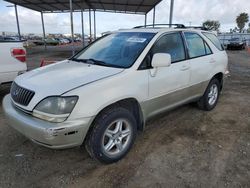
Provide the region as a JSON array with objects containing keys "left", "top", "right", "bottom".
[
  {"left": 71, "top": 58, "right": 124, "bottom": 68},
  {"left": 69, "top": 57, "right": 88, "bottom": 63}
]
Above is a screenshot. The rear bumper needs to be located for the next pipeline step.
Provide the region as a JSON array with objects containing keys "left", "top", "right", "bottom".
[{"left": 3, "top": 94, "right": 94, "bottom": 149}]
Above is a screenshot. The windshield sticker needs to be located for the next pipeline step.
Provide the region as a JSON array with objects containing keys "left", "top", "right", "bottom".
[{"left": 127, "top": 37, "right": 147, "bottom": 43}]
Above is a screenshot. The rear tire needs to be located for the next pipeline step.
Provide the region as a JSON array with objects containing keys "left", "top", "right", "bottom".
[
  {"left": 197, "top": 79, "right": 220, "bottom": 111},
  {"left": 85, "top": 107, "right": 137, "bottom": 164}
]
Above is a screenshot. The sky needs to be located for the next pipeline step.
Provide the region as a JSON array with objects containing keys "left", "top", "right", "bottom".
[{"left": 0, "top": 0, "right": 249, "bottom": 35}]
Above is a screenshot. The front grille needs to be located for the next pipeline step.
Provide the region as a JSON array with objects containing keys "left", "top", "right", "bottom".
[{"left": 10, "top": 82, "right": 35, "bottom": 106}]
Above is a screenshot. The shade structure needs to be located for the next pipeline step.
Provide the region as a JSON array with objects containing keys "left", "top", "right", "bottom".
[{"left": 4, "top": 0, "right": 163, "bottom": 14}]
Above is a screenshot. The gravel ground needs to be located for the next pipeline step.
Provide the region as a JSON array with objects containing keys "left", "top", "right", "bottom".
[{"left": 0, "top": 49, "right": 249, "bottom": 188}]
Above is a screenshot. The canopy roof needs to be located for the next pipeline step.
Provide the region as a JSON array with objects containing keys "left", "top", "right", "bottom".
[{"left": 4, "top": 0, "right": 162, "bottom": 14}]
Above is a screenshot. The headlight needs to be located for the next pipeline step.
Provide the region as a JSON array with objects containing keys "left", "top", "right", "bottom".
[{"left": 33, "top": 96, "right": 78, "bottom": 123}]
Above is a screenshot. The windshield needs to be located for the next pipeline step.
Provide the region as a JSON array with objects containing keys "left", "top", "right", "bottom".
[{"left": 72, "top": 32, "right": 155, "bottom": 68}]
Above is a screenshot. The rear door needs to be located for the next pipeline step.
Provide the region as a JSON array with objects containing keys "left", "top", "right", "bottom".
[{"left": 183, "top": 32, "right": 214, "bottom": 97}]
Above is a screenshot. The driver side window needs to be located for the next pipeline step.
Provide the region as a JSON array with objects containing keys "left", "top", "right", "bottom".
[{"left": 139, "top": 32, "right": 186, "bottom": 69}]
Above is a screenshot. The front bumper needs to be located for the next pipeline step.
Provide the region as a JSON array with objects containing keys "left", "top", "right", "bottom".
[{"left": 3, "top": 94, "right": 94, "bottom": 149}]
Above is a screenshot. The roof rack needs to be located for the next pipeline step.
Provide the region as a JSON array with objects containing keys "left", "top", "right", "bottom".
[
  {"left": 134, "top": 24, "right": 186, "bottom": 29},
  {"left": 185, "top": 26, "right": 209, "bottom": 31},
  {"left": 133, "top": 24, "right": 209, "bottom": 31}
]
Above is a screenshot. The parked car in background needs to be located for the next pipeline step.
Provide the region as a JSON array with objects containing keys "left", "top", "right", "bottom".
[
  {"left": 3, "top": 26, "right": 228, "bottom": 163},
  {"left": 58, "top": 38, "right": 70, "bottom": 44},
  {"left": 33, "top": 38, "right": 59, "bottom": 46},
  {"left": 45, "top": 38, "right": 59, "bottom": 46},
  {"left": 0, "top": 40, "right": 27, "bottom": 87},
  {"left": 227, "top": 38, "right": 246, "bottom": 50},
  {"left": 0, "top": 36, "right": 22, "bottom": 41}
]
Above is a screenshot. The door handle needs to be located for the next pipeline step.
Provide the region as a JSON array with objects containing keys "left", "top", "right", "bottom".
[{"left": 180, "top": 65, "right": 189, "bottom": 71}]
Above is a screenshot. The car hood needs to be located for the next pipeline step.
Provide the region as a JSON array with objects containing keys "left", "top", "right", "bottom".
[{"left": 14, "top": 60, "right": 124, "bottom": 110}]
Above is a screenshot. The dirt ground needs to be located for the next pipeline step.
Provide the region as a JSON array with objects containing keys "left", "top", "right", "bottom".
[{"left": 0, "top": 49, "right": 249, "bottom": 188}]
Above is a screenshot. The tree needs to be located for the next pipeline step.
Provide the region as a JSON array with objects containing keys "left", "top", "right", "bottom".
[
  {"left": 248, "top": 23, "right": 250, "bottom": 33},
  {"left": 233, "top": 27, "right": 239, "bottom": 33},
  {"left": 236, "top": 13, "right": 249, "bottom": 33},
  {"left": 202, "top": 20, "right": 221, "bottom": 31}
]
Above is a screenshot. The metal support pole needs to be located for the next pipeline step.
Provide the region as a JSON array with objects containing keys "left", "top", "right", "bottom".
[
  {"left": 93, "top": 10, "right": 96, "bottom": 40},
  {"left": 152, "top": 7, "right": 155, "bottom": 27},
  {"left": 41, "top": 12, "right": 47, "bottom": 50},
  {"left": 14, "top": 4, "right": 21, "bottom": 40},
  {"left": 169, "top": 0, "right": 174, "bottom": 26},
  {"left": 144, "top": 14, "right": 147, "bottom": 27},
  {"left": 69, "top": 0, "right": 75, "bottom": 55},
  {"left": 81, "top": 10, "right": 85, "bottom": 47},
  {"left": 89, "top": 9, "right": 92, "bottom": 43}
]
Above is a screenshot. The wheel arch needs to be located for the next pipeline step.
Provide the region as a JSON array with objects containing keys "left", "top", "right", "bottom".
[
  {"left": 84, "top": 98, "right": 145, "bottom": 143},
  {"left": 211, "top": 72, "right": 224, "bottom": 90}
]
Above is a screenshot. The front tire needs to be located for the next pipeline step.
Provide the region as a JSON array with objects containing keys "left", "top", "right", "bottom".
[
  {"left": 197, "top": 79, "right": 220, "bottom": 111},
  {"left": 85, "top": 107, "right": 137, "bottom": 164}
]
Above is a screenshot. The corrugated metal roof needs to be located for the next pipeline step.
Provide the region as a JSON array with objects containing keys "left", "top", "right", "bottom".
[{"left": 4, "top": 0, "right": 162, "bottom": 14}]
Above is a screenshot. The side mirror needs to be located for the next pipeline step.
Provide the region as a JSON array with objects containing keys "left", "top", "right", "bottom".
[{"left": 152, "top": 53, "right": 171, "bottom": 68}]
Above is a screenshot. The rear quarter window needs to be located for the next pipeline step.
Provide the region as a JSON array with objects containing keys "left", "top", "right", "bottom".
[{"left": 202, "top": 32, "right": 224, "bottom": 51}]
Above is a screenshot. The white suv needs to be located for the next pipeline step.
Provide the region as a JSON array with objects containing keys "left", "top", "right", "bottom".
[{"left": 3, "top": 27, "right": 228, "bottom": 163}]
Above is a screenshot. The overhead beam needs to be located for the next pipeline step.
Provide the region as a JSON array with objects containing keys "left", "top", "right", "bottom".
[
  {"left": 54, "top": 0, "right": 69, "bottom": 9},
  {"left": 135, "top": 0, "right": 145, "bottom": 13},
  {"left": 39, "top": 0, "right": 63, "bottom": 11},
  {"left": 4, "top": 0, "right": 162, "bottom": 15},
  {"left": 124, "top": 0, "right": 129, "bottom": 13},
  {"left": 42, "top": 9, "right": 145, "bottom": 15},
  {"left": 75, "top": 2, "right": 83, "bottom": 9},
  {"left": 98, "top": 0, "right": 105, "bottom": 10},
  {"left": 15, "top": 1, "right": 153, "bottom": 8},
  {"left": 17, "top": 0, "right": 51, "bottom": 11}
]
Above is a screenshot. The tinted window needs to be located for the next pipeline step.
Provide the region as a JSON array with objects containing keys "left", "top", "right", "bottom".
[
  {"left": 184, "top": 32, "right": 208, "bottom": 58},
  {"left": 203, "top": 32, "right": 224, "bottom": 51},
  {"left": 152, "top": 32, "right": 186, "bottom": 63}
]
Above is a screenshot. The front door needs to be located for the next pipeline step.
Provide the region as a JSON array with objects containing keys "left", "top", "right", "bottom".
[{"left": 144, "top": 32, "right": 191, "bottom": 118}]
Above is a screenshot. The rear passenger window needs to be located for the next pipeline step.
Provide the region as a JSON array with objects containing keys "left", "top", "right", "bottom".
[
  {"left": 203, "top": 32, "right": 224, "bottom": 51},
  {"left": 152, "top": 32, "right": 186, "bottom": 63},
  {"left": 205, "top": 42, "right": 212, "bottom": 55},
  {"left": 184, "top": 32, "right": 208, "bottom": 58}
]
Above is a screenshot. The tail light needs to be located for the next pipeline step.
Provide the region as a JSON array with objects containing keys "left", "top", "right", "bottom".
[{"left": 11, "top": 48, "right": 26, "bottom": 63}]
